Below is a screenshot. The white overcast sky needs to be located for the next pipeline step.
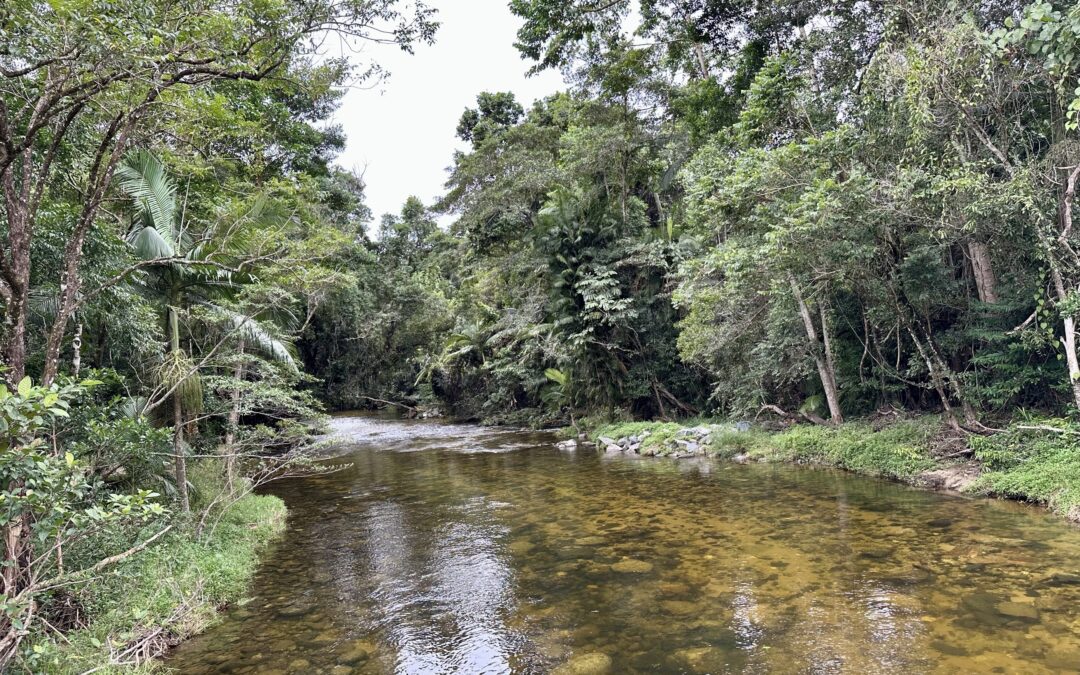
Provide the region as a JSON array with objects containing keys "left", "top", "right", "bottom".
[{"left": 330, "top": 0, "right": 567, "bottom": 229}]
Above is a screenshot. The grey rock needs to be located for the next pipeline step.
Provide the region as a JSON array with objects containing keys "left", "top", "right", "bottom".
[
  {"left": 598, "top": 436, "right": 617, "bottom": 446},
  {"left": 605, "top": 444, "right": 623, "bottom": 454},
  {"left": 996, "top": 601, "right": 1040, "bottom": 622}
]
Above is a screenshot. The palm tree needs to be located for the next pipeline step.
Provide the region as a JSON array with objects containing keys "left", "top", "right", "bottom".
[{"left": 116, "top": 150, "right": 295, "bottom": 510}]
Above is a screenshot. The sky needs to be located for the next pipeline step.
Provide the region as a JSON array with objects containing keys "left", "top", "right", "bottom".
[{"left": 330, "top": 0, "right": 567, "bottom": 230}]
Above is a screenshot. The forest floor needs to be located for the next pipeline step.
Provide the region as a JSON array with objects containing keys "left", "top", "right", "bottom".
[
  {"left": 31, "top": 491, "right": 287, "bottom": 674},
  {"left": 580, "top": 415, "right": 1080, "bottom": 523}
]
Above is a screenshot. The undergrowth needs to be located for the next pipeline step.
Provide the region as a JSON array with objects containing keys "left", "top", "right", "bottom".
[
  {"left": 969, "top": 420, "right": 1080, "bottom": 517},
  {"left": 30, "top": 489, "right": 286, "bottom": 674}
]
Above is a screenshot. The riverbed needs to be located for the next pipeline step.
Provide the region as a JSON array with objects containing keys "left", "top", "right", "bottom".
[{"left": 168, "top": 414, "right": 1080, "bottom": 673}]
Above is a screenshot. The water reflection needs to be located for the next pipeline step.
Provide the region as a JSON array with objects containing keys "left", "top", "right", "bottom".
[{"left": 169, "top": 415, "right": 1080, "bottom": 674}]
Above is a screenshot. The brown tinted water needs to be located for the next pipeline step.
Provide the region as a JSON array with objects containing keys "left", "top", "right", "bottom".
[{"left": 168, "top": 415, "right": 1080, "bottom": 674}]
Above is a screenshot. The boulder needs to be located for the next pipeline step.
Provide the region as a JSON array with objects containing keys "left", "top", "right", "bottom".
[
  {"left": 555, "top": 440, "right": 578, "bottom": 451},
  {"left": 598, "top": 436, "right": 617, "bottom": 446},
  {"left": 605, "top": 444, "right": 623, "bottom": 454}
]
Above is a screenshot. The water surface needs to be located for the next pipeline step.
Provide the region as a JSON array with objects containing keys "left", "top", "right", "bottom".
[{"left": 169, "top": 415, "right": 1080, "bottom": 674}]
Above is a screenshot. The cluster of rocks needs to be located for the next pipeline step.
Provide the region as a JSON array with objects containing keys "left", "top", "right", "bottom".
[{"left": 555, "top": 423, "right": 751, "bottom": 459}]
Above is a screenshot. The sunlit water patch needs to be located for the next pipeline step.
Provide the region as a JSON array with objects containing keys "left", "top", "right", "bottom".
[{"left": 169, "top": 414, "right": 1080, "bottom": 674}]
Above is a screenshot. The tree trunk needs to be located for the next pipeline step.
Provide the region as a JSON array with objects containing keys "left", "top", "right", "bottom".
[
  {"left": 173, "top": 392, "right": 189, "bottom": 513},
  {"left": 789, "top": 276, "right": 844, "bottom": 424},
  {"left": 168, "top": 307, "right": 190, "bottom": 511},
  {"left": 224, "top": 339, "right": 245, "bottom": 493},
  {"left": 71, "top": 320, "right": 83, "bottom": 378},
  {"left": 968, "top": 241, "right": 998, "bottom": 304},
  {"left": 907, "top": 326, "right": 962, "bottom": 431},
  {"left": 1048, "top": 164, "right": 1080, "bottom": 412}
]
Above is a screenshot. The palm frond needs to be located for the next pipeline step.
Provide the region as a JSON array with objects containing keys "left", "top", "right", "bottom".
[
  {"left": 116, "top": 150, "right": 178, "bottom": 244},
  {"left": 226, "top": 311, "right": 297, "bottom": 369},
  {"left": 127, "top": 224, "right": 176, "bottom": 260}
]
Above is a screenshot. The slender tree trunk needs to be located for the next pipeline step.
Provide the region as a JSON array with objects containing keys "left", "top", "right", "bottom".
[
  {"left": 173, "top": 393, "right": 189, "bottom": 513},
  {"left": 907, "top": 326, "right": 962, "bottom": 431},
  {"left": 789, "top": 276, "right": 843, "bottom": 424},
  {"left": 224, "top": 339, "right": 245, "bottom": 493},
  {"left": 71, "top": 320, "right": 83, "bottom": 378},
  {"left": 968, "top": 241, "right": 998, "bottom": 304},
  {"left": 1049, "top": 265, "right": 1080, "bottom": 411},
  {"left": 168, "top": 307, "right": 190, "bottom": 511},
  {"left": 1047, "top": 164, "right": 1080, "bottom": 411}
]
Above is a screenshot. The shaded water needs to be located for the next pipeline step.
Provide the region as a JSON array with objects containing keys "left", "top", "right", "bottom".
[{"left": 169, "top": 415, "right": 1080, "bottom": 674}]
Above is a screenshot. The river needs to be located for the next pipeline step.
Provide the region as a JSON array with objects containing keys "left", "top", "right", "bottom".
[{"left": 168, "top": 414, "right": 1080, "bottom": 674}]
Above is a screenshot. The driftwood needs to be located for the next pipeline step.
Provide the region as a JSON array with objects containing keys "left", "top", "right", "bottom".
[
  {"left": 359, "top": 395, "right": 418, "bottom": 413},
  {"left": 757, "top": 404, "right": 831, "bottom": 427}
]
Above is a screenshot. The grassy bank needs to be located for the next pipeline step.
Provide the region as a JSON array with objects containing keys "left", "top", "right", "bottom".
[
  {"left": 586, "top": 416, "right": 1080, "bottom": 521},
  {"left": 30, "top": 493, "right": 286, "bottom": 674}
]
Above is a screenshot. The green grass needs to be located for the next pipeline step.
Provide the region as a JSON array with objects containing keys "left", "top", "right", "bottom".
[
  {"left": 590, "top": 417, "right": 940, "bottom": 478},
  {"left": 30, "top": 492, "right": 286, "bottom": 674},
  {"left": 765, "top": 420, "right": 940, "bottom": 480},
  {"left": 968, "top": 422, "right": 1080, "bottom": 518}
]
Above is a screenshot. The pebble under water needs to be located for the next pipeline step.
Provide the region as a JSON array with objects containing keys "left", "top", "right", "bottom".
[{"left": 168, "top": 414, "right": 1080, "bottom": 674}]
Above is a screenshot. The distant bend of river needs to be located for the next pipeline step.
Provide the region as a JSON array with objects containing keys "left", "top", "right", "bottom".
[{"left": 169, "top": 413, "right": 1080, "bottom": 674}]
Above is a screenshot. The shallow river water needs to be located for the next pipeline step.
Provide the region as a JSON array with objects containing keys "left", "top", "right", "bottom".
[{"left": 168, "top": 414, "right": 1080, "bottom": 674}]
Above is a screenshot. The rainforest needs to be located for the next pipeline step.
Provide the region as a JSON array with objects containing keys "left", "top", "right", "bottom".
[{"left": 3, "top": 0, "right": 1080, "bottom": 673}]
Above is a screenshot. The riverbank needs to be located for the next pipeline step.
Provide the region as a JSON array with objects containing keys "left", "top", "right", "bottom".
[
  {"left": 576, "top": 416, "right": 1080, "bottom": 522},
  {"left": 30, "top": 493, "right": 286, "bottom": 674}
]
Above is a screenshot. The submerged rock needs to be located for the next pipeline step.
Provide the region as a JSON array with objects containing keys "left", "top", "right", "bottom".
[
  {"left": 556, "top": 440, "right": 578, "bottom": 451},
  {"left": 276, "top": 602, "right": 314, "bottom": 618},
  {"left": 338, "top": 640, "right": 376, "bottom": 664},
  {"left": 660, "top": 600, "right": 698, "bottom": 616},
  {"left": 611, "top": 559, "right": 653, "bottom": 574},
  {"left": 574, "top": 535, "right": 606, "bottom": 546},
  {"left": 1038, "top": 572, "right": 1080, "bottom": 587},
  {"left": 995, "top": 601, "right": 1040, "bottom": 622},
  {"left": 552, "top": 652, "right": 612, "bottom": 675}
]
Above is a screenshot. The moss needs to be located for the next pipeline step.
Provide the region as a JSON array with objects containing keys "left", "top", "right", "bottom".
[{"left": 32, "top": 492, "right": 286, "bottom": 674}]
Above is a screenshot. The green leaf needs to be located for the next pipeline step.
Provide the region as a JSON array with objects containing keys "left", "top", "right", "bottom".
[{"left": 16, "top": 377, "right": 31, "bottom": 397}]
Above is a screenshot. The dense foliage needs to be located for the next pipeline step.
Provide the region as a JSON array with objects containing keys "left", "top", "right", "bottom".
[
  {"left": 0, "top": 0, "right": 436, "bottom": 669},
  {"left": 4, "top": 0, "right": 1080, "bottom": 669},
  {"left": 308, "top": 0, "right": 1080, "bottom": 435}
]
